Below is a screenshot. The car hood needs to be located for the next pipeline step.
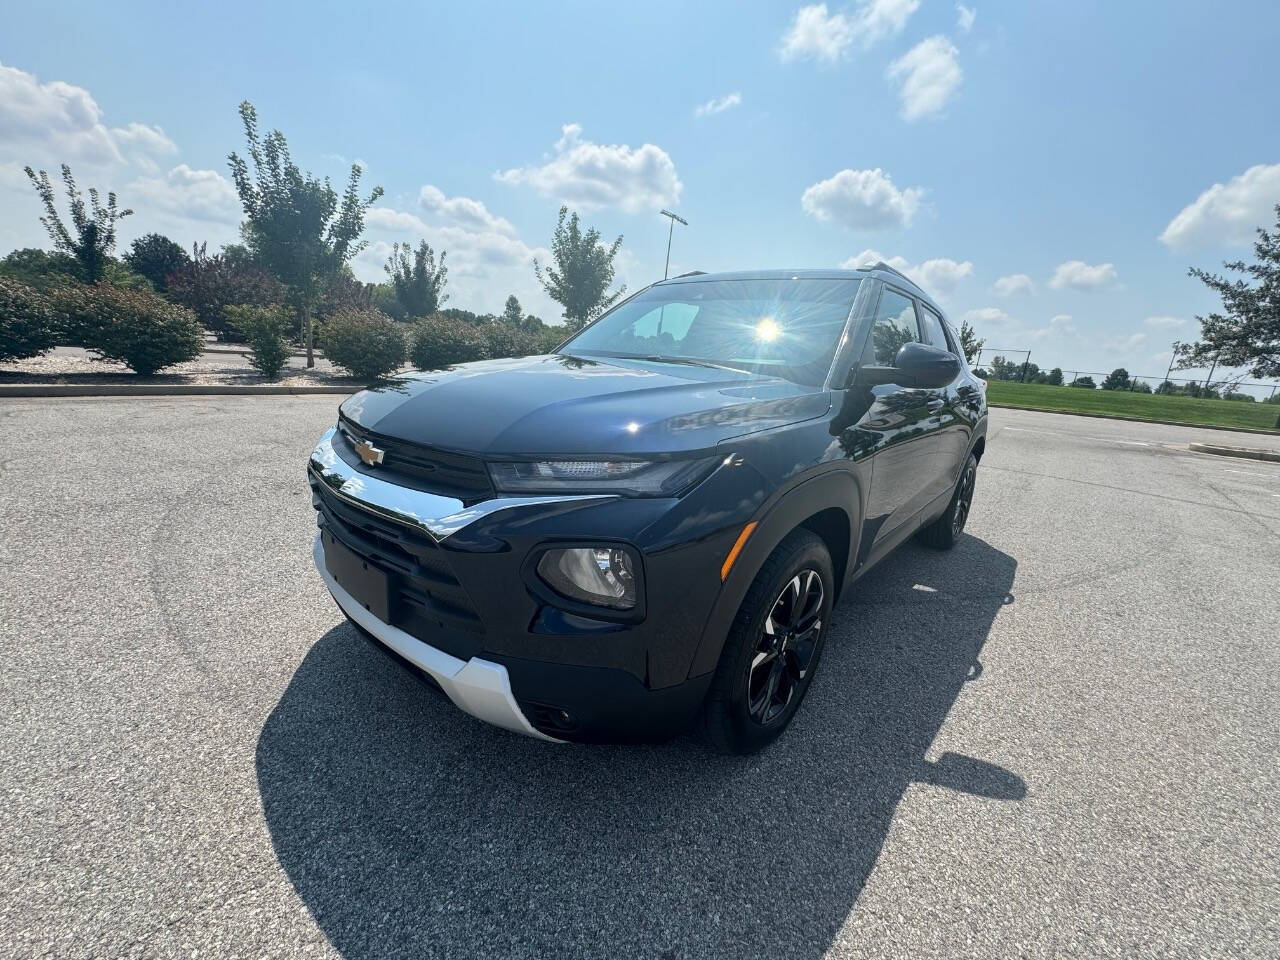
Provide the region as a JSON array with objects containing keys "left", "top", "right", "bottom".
[{"left": 340, "top": 353, "right": 832, "bottom": 456}]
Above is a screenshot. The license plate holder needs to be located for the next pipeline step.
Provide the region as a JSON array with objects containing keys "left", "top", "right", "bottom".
[{"left": 323, "top": 530, "right": 391, "bottom": 622}]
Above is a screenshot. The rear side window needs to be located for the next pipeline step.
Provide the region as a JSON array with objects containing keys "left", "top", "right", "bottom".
[
  {"left": 918, "top": 303, "right": 953, "bottom": 354},
  {"left": 864, "top": 288, "right": 920, "bottom": 365}
]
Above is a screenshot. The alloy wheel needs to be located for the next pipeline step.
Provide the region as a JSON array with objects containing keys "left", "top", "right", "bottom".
[
  {"left": 747, "top": 569, "right": 824, "bottom": 725},
  {"left": 952, "top": 461, "right": 977, "bottom": 536}
]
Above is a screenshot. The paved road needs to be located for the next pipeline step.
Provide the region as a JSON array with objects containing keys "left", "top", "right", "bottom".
[{"left": 1, "top": 399, "right": 1277, "bottom": 959}]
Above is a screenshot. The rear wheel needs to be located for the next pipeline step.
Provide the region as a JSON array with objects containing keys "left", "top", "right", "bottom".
[
  {"left": 917, "top": 452, "right": 978, "bottom": 550},
  {"left": 701, "top": 529, "right": 834, "bottom": 754}
]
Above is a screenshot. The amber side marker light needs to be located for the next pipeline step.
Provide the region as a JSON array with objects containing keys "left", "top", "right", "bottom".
[{"left": 721, "top": 522, "right": 758, "bottom": 581}]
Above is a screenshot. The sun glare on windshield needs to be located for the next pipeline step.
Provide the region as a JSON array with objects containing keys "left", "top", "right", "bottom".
[{"left": 754, "top": 317, "right": 780, "bottom": 342}]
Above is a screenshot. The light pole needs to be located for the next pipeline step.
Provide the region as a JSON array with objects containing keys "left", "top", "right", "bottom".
[{"left": 659, "top": 209, "right": 687, "bottom": 280}]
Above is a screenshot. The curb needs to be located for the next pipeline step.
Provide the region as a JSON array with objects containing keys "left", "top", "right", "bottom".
[
  {"left": 988, "top": 401, "right": 1280, "bottom": 438},
  {"left": 0, "top": 383, "right": 359, "bottom": 398},
  {"left": 1187, "top": 442, "right": 1280, "bottom": 463}
]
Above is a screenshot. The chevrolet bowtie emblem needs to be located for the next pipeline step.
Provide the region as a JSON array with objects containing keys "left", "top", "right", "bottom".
[{"left": 354, "top": 438, "right": 385, "bottom": 467}]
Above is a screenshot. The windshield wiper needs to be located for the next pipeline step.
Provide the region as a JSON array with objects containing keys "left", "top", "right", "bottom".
[{"left": 636, "top": 355, "right": 752, "bottom": 374}]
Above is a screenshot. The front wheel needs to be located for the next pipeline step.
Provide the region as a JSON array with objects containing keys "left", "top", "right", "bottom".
[
  {"left": 917, "top": 452, "right": 978, "bottom": 550},
  {"left": 701, "top": 529, "right": 834, "bottom": 754}
]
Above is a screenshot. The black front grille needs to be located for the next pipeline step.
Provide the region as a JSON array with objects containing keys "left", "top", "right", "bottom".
[
  {"left": 337, "top": 416, "right": 493, "bottom": 500},
  {"left": 310, "top": 475, "right": 485, "bottom": 654}
]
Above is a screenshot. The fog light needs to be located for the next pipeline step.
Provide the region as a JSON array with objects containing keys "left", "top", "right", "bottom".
[{"left": 537, "top": 546, "right": 637, "bottom": 610}]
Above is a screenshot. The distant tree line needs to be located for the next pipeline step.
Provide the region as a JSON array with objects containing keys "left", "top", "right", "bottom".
[{"left": 2, "top": 100, "right": 629, "bottom": 381}]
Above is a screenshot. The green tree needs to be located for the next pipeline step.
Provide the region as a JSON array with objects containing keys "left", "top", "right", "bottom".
[
  {"left": 1045, "top": 367, "right": 1064, "bottom": 386},
  {"left": 384, "top": 240, "right": 448, "bottom": 318},
  {"left": 535, "top": 206, "right": 625, "bottom": 330},
  {"left": 1101, "top": 367, "right": 1131, "bottom": 390},
  {"left": 165, "top": 243, "right": 283, "bottom": 340},
  {"left": 987, "top": 355, "right": 1019, "bottom": 381},
  {"left": 124, "top": 233, "right": 190, "bottom": 292},
  {"left": 501, "top": 294, "right": 523, "bottom": 326},
  {"left": 23, "top": 164, "right": 133, "bottom": 284},
  {"left": 1177, "top": 203, "right": 1280, "bottom": 379},
  {"left": 227, "top": 101, "right": 383, "bottom": 366},
  {"left": 1069, "top": 375, "right": 1096, "bottom": 389},
  {"left": 957, "top": 319, "right": 984, "bottom": 365},
  {"left": 0, "top": 248, "right": 80, "bottom": 290}
]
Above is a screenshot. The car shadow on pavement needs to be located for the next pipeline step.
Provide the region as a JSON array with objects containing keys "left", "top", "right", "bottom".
[{"left": 256, "top": 535, "right": 1020, "bottom": 960}]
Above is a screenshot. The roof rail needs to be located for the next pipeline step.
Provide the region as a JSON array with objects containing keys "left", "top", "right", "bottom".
[
  {"left": 858, "top": 260, "right": 916, "bottom": 286},
  {"left": 673, "top": 270, "right": 706, "bottom": 278}
]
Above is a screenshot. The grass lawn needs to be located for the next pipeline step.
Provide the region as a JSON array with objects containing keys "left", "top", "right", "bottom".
[{"left": 985, "top": 380, "right": 1280, "bottom": 433}]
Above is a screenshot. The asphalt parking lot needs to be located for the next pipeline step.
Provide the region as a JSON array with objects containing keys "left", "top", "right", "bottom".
[{"left": 1, "top": 397, "right": 1277, "bottom": 959}]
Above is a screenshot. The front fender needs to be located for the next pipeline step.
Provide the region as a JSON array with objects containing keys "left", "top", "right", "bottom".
[{"left": 685, "top": 466, "right": 865, "bottom": 681}]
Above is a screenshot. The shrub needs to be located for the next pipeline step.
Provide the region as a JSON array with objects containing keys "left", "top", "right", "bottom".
[
  {"left": 410, "top": 315, "right": 489, "bottom": 370},
  {"left": 50, "top": 284, "right": 203, "bottom": 375},
  {"left": 322, "top": 308, "right": 406, "bottom": 381},
  {"left": 0, "top": 277, "right": 58, "bottom": 362},
  {"left": 534, "top": 325, "right": 567, "bottom": 353},
  {"left": 481, "top": 322, "right": 538, "bottom": 360},
  {"left": 166, "top": 244, "right": 283, "bottom": 340},
  {"left": 227, "top": 304, "right": 291, "bottom": 379},
  {"left": 1069, "top": 376, "right": 1096, "bottom": 389}
]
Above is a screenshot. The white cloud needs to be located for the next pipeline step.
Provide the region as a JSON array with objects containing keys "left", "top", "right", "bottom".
[
  {"left": 365, "top": 206, "right": 430, "bottom": 234},
  {"left": 1103, "top": 332, "right": 1148, "bottom": 352},
  {"left": 802, "top": 168, "right": 924, "bottom": 230},
  {"left": 1144, "top": 315, "right": 1186, "bottom": 329},
  {"left": 495, "top": 123, "right": 681, "bottom": 214},
  {"left": 956, "top": 4, "right": 977, "bottom": 32},
  {"left": 840, "top": 247, "right": 972, "bottom": 295},
  {"left": 1158, "top": 163, "right": 1280, "bottom": 249},
  {"left": 109, "top": 122, "right": 177, "bottom": 156},
  {"left": 852, "top": 0, "right": 921, "bottom": 46},
  {"left": 780, "top": 5, "right": 856, "bottom": 62},
  {"left": 418, "top": 184, "right": 515, "bottom": 236},
  {"left": 1049, "top": 259, "right": 1118, "bottom": 290},
  {"left": 124, "top": 165, "right": 239, "bottom": 225},
  {"left": 0, "top": 60, "right": 122, "bottom": 166},
  {"left": 992, "top": 273, "right": 1033, "bottom": 296},
  {"left": 359, "top": 206, "right": 559, "bottom": 319},
  {"left": 1047, "top": 313, "right": 1077, "bottom": 335},
  {"left": 961, "top": 307, "right": 1082, "bottom": 348},
  {"left": 887, "top": 36, "right": 962, "bottom": 121},
  {"left": 694, "top": 92, "right": 743, "bottom": 118},
  {"left": 117, "top": 164, "right": 241, "bottom": 247},
  {"left": 780, "top": 1, "right": 919, "bottom": 63},
  {"left": 961, "top": 306, "right": 1011, "bottom": 326}
]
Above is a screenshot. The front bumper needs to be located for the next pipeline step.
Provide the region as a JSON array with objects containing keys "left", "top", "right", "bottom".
[
  {"left": 315, "top": 534, "right": 558, "bottom": 741},
  {"left": 308, "top": 425, "right": 752, "bottom": 742}
]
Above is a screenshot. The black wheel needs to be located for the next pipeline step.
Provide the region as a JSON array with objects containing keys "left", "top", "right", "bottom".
[
  {"left": 701, "top": 529, "right": 834, "bottom": 754},
  {"left": 917, "top": 452, "right": 978, "bottom": 550}
]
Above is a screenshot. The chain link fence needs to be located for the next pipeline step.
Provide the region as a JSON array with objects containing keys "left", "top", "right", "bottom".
[{"left": 973, "top": 348, "right": 1280, "bottom": 403}]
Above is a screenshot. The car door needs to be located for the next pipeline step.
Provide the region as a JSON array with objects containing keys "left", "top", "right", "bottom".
[
  {"left": 915, "top": 301, "right": 968, "bottom": 494},
  {"left": 842, "top": 285, "right": 940, "bottom": 548}
]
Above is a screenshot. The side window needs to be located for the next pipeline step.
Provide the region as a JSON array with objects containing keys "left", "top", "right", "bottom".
[
  {"left": 918, "top": 303, "right": 953, "bottom": 354},
  {"left": 864, "top": 288, "right": 920, "bottom": 365}
]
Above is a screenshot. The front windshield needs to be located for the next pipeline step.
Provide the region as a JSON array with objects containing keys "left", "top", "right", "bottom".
[{"left": 560, "top": 278, "right": 862, "bottom": 386}]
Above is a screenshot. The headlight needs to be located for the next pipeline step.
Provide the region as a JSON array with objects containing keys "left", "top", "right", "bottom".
[
  {"left": 488, "top": 458, "right": 716, "bottom": 496},
  {"left": 537, "top": 546, "right": 637, "bottom": 609}
]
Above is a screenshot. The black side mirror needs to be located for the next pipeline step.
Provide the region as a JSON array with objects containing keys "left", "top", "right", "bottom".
[{"left": 855, "top": 341, "right": 961, "bottom": 389}]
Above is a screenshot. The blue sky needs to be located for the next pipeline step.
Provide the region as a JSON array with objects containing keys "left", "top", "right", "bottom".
[{"left": 3, "top": 0, "right": 1279, "bottom": 381}]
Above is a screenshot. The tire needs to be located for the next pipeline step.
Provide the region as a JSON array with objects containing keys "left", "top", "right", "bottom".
[
  {"left": 701, "top": 529, "right": 834, "bottom": 754},
  {"left": 917, "top": 452, "right": 978, "bottom": 550}
]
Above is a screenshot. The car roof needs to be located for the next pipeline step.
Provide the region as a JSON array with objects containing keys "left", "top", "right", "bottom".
[{"left": 653, "top": 265, "right": 944, "bottom": 316}]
